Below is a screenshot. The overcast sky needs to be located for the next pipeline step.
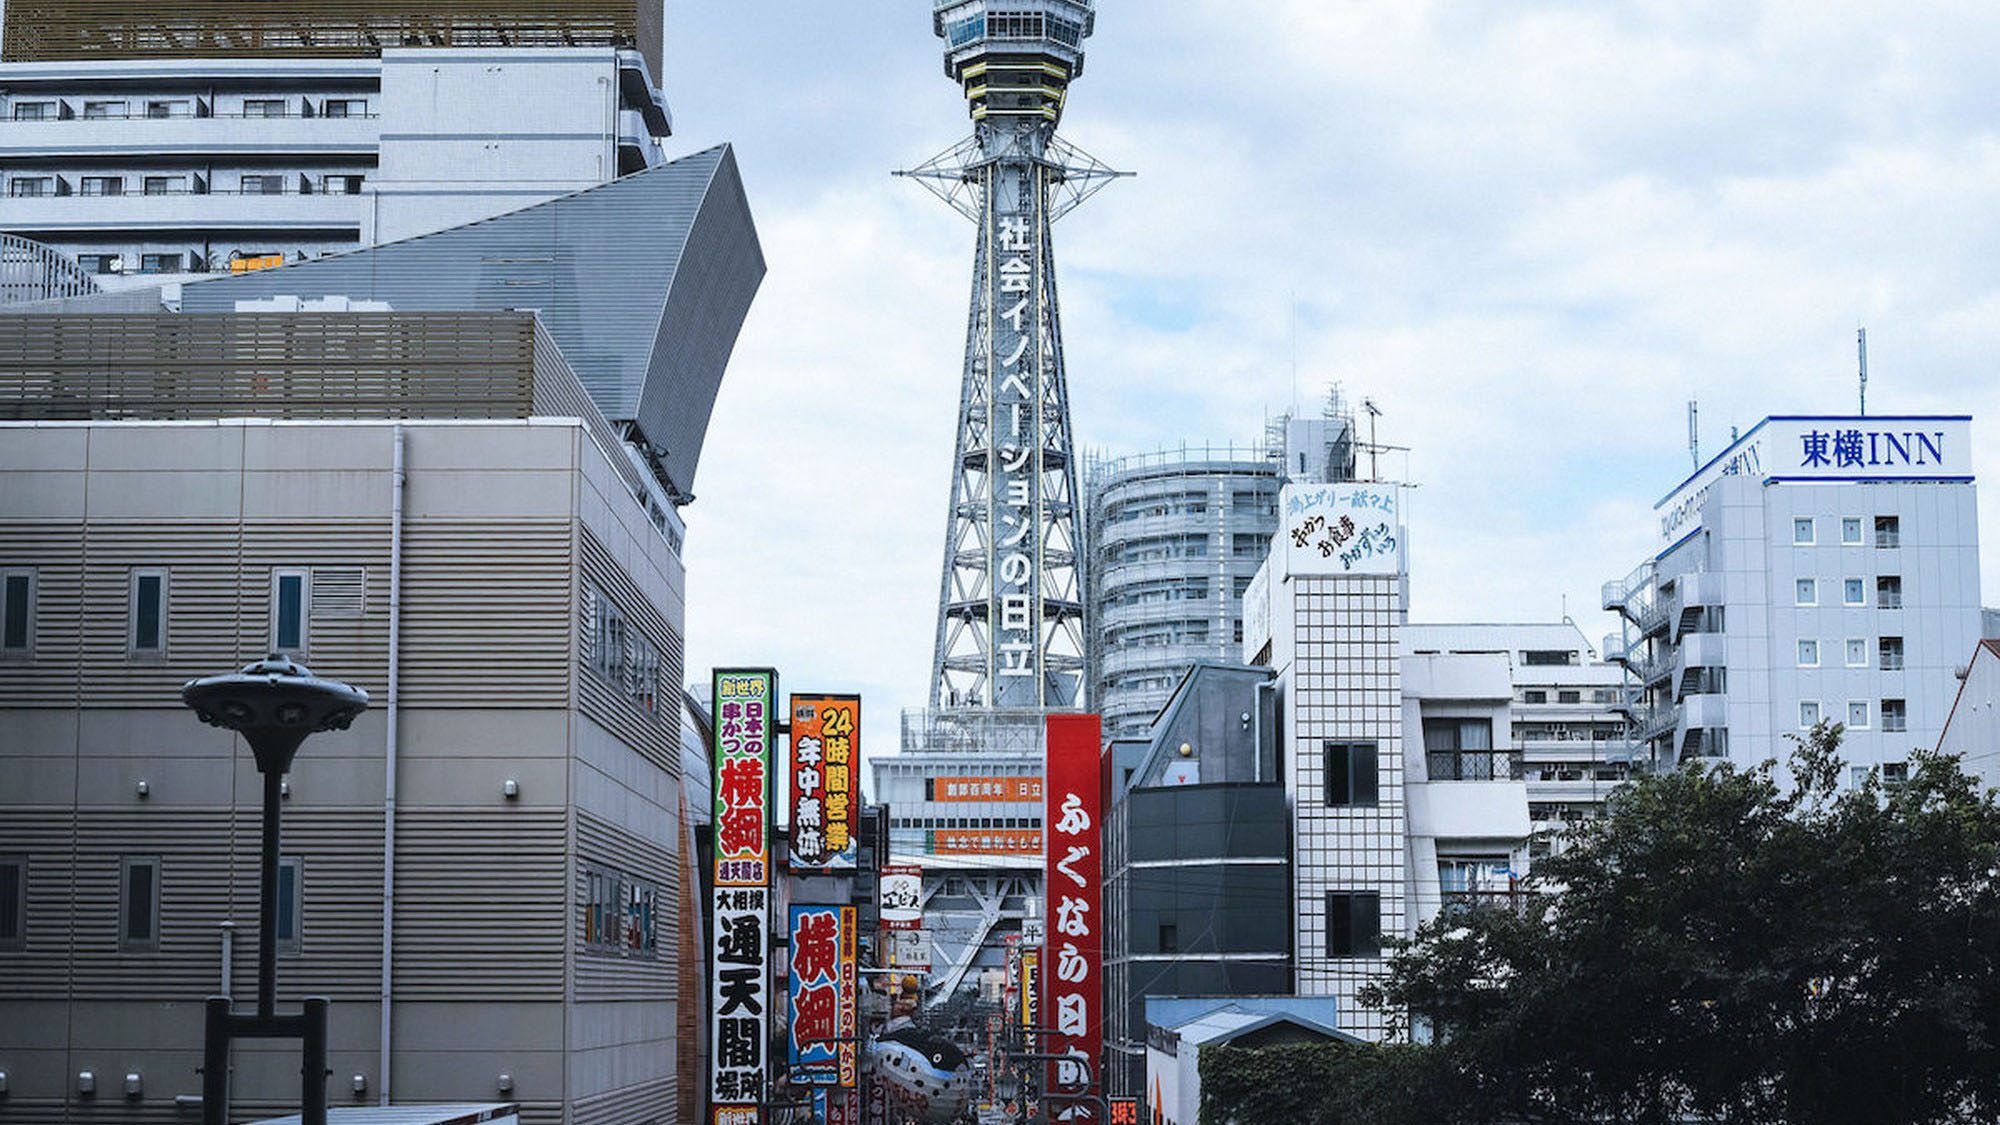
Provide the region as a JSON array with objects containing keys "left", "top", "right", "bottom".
[{"left": 664, "top": 2, "right": 2000, "bottom": 765}]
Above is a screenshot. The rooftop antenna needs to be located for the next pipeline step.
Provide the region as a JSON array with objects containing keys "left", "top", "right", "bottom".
[
  {"left": 1857, "top": 327, "right": 1868, "bottom": 415},
  {"left": 1688, "top": 399, "right": 1699, "bottom": 468},
  {"left": 1362, "top": 398, "right": 1383, "bottom": 482}
]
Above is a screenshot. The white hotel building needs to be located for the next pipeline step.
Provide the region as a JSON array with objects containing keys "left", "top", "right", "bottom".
[{"left": 1604, "top": 415, "right": 1981, "bottom": 779}]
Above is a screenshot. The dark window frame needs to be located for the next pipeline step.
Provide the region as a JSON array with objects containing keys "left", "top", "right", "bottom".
[
  {"left": 130, "top": 568, "right": 167, "bottom": 657},
  {"left": 1323, "top": 741, "right": 1379, "bottom": 807},
  {"left": 1, "top": 569, "right": 34, "bottom": 656},
  {"left": 0, "top": 855, "right": 24, "bottom": 949},
  {"left": 120, "top": 855, "right": 160, "bottom": 952},
  {"left": 276, "top": 855, "right": 302, "bottom": 952},
  {"left": 1326, "top": 891, "right": 1381, "bottom": 958}
]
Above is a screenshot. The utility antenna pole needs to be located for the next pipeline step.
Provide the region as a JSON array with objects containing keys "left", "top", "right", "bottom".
[
  {"left": 1857, "top": 327, "right": 1868, "bottom": 415},
  {"left": 1362, "top": 398, "right": 1382, "bottom": 482},
  {"left": 1688, "top": 400, "right": 1699, "bottom": 468}
]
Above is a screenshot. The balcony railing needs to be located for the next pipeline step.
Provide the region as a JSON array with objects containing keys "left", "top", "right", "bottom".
[{"left": 1426, "top": 749, "right": 1526, "bottom": 782}]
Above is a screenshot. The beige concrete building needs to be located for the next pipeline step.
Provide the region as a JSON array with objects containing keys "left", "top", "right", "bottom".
[{"left": 0, "top": 312, "right": 704, "bottom": 1125}]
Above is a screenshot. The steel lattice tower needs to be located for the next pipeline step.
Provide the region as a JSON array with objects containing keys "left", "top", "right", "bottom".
[{"left": 902, "top": 0, "right": 1126, "bottom": 710}]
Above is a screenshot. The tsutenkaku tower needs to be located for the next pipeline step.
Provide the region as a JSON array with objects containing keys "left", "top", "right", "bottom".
[{"left": 903, "top": 0, "right": 1125, "bottom": 710}]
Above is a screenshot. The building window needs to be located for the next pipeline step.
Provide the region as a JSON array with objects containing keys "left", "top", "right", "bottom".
[
  {"left": 1793, "top": 518, "right": 1814, "bottom": 544},
  {"left": 1324, "top": 742, "right": 1379, "bottom": 807},
  {"left": 319, "top": 174, "right": 364, "bottom": 195},
  {"left": 1797, "top": 639, "right": 1818, "bottom": 667},
  {"left": 1877, "top": 576, "right": 1902, "bottom": 609},
  {"left": 2, "top": 570, "right": 33, "bottom": 656},
  {"left": 1846, "top": 638, "right": 1867, "bottom": 667},
  {"left": 130, "top": 570, "right": 167, "bottom": 655},
  {"left": 1843, "top": 578, "right": 1864, "bottom": 606},
  {"left": 81, "top": 100, "right": 127, "bottom": 119},
  {"left": 120, "top": 856, "right": 160, "bottom": 951},
  {"left": 77, "top": 254, "right": 123, "bottom": 275},
  {"left": 242, "top": 99, "right": 288, "bottom": 117},
  {"left": 11, "top": 101, "right": 52, "bottom": 120},
  {"left": 271, "top": 569, "right": 308, "bottom": 654},
  {"left": 140, "top": 253, "right": 184, "bottom": 273},
  {"left": 1847, "top": 701, "right": 1869, "bottom": 729},
  {"left": 322, "top": 98, "right": 367, "bottom": 117},
  {"left": 1326, "top": 891, "right": 1381, "bottom": 958},
  {"left": 1799, "top": 701, "right": 1821, "bottom": 729},
  {"left": 0, "top": 856, "right": 23, "bottom": 948},
  {"left": 143, "top": 175, "right": 187, "bottom": 196},
  {"left": 145, "top": 100, "right": 190, "bottom": 118},
  {"left": 1795, "top": 579, "right": 1816, "bottom": 606},
  {"left": 1874, "top": 516, "right": 1900, "bottom": 548},
  {"left": 79, "top": 176, "right": 124, "bottom": 197},
  {"left": 277, "top": 856, "right": 302, "bottom": 950},
  {"left": 582, "top": 865, "right": 657, "bottom": 956},
  {"left": 241, "top": 174, "right": 286, "bottom": 195},
  {"left": 9, "top": 177, "right": 52, "bottom": 197},
  {"left": 1158, "top": 923, "right": 1178, "bottom": 954},
  {"left": 1881, "top": 762, "right": 1909, "bottom": 788},
  {"left": 1880, "top": 699, "right": 1907, "bottom": 732},
  {"left": 1557, "top": 689, "right": 1581, "bottom": 704},
  {"left": 1841, "top": 517, "right": 1863, "bottom": 544},
  {"left": 1425, "top": 720, "right": 1509, "bottom": 780},
  {"left": 1878, "top": 636, "right": 1904, "bottom": 671},
  {"left": 1522, "top": 689, "right": 1547, "bottom": 704}
]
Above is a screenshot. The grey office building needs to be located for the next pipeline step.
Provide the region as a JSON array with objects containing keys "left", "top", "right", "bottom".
[{"left": 0, "top": 149, "right": 763, "bottom": 1125}]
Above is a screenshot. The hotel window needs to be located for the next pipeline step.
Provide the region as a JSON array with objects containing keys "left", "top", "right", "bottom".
[
  {"left": 2, "top": 570, "right": 33, "bottom": 656},
  {"left": 1878, "top": 636, "right": 1904, "bottom": 671},
  {"left": 1793, "top": 518, "right": 1814, "bottom": 544},
  {"left": 1795, "top": 579, "right": 1816, "bottom": 606},
  {"left": 1799, "top": 701, "right": 1821, "bottom": 729},
  {"left": 1843, "top": 579, "right": 1864, "bottom": 606},
  {"left": 271, "top": 569, "right": 308, "bottom": 654},
  {"left": 1880, "top": 699, "right": 1907, "bottom": 732},
  {"left": 11, "top": 101, "right": 52, "bottom": 120},
  {"left": 241, "top": 174, "right": 285, "bottom": 195},
  {"left": 1874, "top": 516, "right": 1900, "bottom": 548},
  {"left": 1797, "top": 639, "right": 1818, "bottom": 667},
  {"left": 140, "top": 253, "right": 183, "bottom": 273},
  {"left": 1877, "top": 576, "right": 1902, "bottom": 609},
  {"left": 1326, "top": 891, "right": 1381, "bottom": 958},
  {"left": 81, "top": 100, "right": 126, "bottom": 119},
  {"left": 145, "top": 99, "right": 190, "bottom": 118},
  {"left": 1842, "top": 517, "right": 1863, "bottom": 544},
  {"left": 1324, "top": 742, "right": 1379, "bottom": 808},
  {"left": 0, "top": 856, "right": 23, "bottom": 948},
  {"left": 277, "top": 857, "right": 301, "bottom": 950},
  {"left": 130, "top": 570, "right": 167, "bottom": 656},
  {"left": 1847, "top": 701, "right": 1869, "bottom": 729},
  {"left": 242, "top": 99, "right": 288, "bottom": 117},
  {"left": 9, "top": 177, "right": 51, "bottom": 197},
  {"left": 143, "top": 175, "right": 186, "bottom": 195},
  {"left": 79, "top": 175, "right": 124, "bottom": 196},
  {"left": 120, "top": 856, "right": 160, "bottom": 951},
  {"left": 1846, "top": 638, "right": 1867, "bottom": 667}
]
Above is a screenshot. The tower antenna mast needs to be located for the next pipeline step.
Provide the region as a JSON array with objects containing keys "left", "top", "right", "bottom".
[
  {"left": 1689, "top": 399, "right": 1699, "bottom": 468},
  {"left": 1858, "top": 327, "right": 1868, "bottom": 415}
]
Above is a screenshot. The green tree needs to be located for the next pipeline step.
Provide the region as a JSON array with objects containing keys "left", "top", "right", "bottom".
[{"left": 1365, "top": 725, "right": 2000, "bottom": 1124}]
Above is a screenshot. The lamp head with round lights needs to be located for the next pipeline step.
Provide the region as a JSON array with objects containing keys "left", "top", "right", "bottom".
[{"left": 182, "top": 655, "right": 369, "bottom": 776}]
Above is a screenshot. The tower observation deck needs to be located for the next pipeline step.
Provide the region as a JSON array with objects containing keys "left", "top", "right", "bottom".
[{"left": 904, "top": 0, "right": 1125, "bottom": 710}]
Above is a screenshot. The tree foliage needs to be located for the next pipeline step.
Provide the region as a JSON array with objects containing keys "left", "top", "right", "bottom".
[
  {"left": 1363, "top": 727, "right": 2000, "bottom": 1124},
  {"left": 1197, "top": 728, "right": 2000, "bottom": 1124}
]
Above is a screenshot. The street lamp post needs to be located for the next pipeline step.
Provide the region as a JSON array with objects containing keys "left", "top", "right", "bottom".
[{"left": 184, "top": 655, "right": 369, "bottom": 1125}]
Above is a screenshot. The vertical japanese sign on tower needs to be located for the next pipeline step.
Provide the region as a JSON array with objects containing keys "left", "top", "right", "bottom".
[
  {"left": 989, "top": 199, "right": 1043, "bottom": 702},
  {"left": 790, "top": 695, "right": 861, "bottom": 871},
  {"left": 1043, "top": 713, "right": 1102, "bottom": 1115},
  {"left": 711, "top": 669, "right": 776, "bottom": 1125}
]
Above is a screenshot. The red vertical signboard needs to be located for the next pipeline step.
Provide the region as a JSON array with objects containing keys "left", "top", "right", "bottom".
[{"left": 1042, "top": 713, "right": 1102, "bottom": 1119}]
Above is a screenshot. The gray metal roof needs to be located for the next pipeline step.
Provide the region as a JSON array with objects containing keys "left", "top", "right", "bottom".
[{"left": 176, "top": 145, "right": 764, "bottom": 501}]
